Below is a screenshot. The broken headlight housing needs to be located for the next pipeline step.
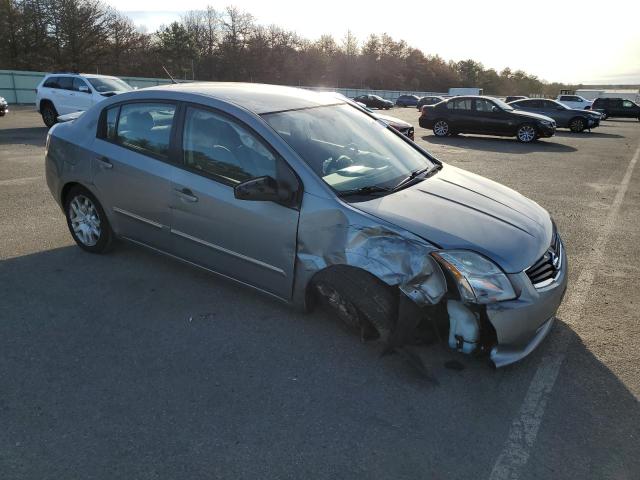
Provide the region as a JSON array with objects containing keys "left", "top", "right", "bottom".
[{"left": 432, "top": 250, "right": 516, "bottom": 304}]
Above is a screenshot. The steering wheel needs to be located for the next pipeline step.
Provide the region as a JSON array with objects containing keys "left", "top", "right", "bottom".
[{"left": 322, "top": 155, "right": 354, "bottom": 175}]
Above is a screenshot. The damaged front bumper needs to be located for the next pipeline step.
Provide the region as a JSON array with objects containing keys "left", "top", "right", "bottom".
[{"left": 486, "top": 242, "right": 568, "bottom": 367}]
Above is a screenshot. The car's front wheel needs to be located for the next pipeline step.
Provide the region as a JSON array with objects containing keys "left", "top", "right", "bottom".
[
  {"left": 313, "top": 266, "right": 396, "bottom": 343},
  {"left": 433, "top": 120, "right": 450, "bottom": 137},
  {"left": 516, "top": 123, "right": 537, "bottom": 143},
  {"left": 41, "top": 102, "right": 58, "bottom": 128},
  {"left": 569, "top": 117, "right": 586, "bottom": 133},
  {"left": 64, "top": 186, "right": 113, "bottom": 253},
  {"left": 601, "top": 111, "right": 608, "bottom": 120}
]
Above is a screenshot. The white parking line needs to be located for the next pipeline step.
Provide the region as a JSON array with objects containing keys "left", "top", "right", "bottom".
[{"left": 489, "top": 141, "right": 640, "bottom": 480}]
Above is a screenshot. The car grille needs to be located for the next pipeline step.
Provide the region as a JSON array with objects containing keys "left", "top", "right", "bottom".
[{"left": 526, "top": 229, "right": 563, "bottom": 288}]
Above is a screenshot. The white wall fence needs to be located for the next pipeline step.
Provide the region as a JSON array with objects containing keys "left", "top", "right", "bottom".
[{"left": 0, "top": 69, "right": 446, "bottom": 105}]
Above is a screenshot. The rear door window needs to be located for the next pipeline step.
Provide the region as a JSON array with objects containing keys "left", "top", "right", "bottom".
[
  {"left": 57, "top": 76, "right": 74, "bottom": 90},
  {"left": 115, "top": 103, "right": 176, "bottom": 158},
  {"left": 450, "top": 98, "right": 472, "bottom": 110}
]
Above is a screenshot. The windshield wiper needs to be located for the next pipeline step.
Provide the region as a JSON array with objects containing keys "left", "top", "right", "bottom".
[
  {"left": 392, "top": 164, "right": 441, "bottom": 192},
  {"left": 338, "top": 185, "right": 393, "bottom": 197}
]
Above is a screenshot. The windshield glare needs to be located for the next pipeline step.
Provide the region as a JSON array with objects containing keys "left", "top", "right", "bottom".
[
  {"left": 263, "top": 104, "right": 434, "bottom": 194},
  {"left": 88, "top": 77, "right": 132, "bottom": 93}
]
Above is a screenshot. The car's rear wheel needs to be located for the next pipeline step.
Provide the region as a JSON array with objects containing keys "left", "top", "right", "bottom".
[
  {"left": 569, "top": 117, "right": 586, "bottom": 133},
  {"left": 64, "top": 186, "right": 113, "bottom": 253},
  {"left": 433, "top": 120, "right": 449, "bottom": 137},
  {"left": 41, "top": 102, "right": 57, "bottom": 128},
  {"left": 313, "top": 266, "right": 396, "bottom": 343},
  {"left": 516, "top": 123, "right": 537, "bottom": 143}
]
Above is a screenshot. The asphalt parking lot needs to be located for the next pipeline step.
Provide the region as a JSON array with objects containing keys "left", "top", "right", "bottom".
[{"left": 1, "top": 106, "right": 639, "bottom": 479}]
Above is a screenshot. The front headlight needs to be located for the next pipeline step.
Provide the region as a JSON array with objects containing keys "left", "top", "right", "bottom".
[{"left": 432, "top": 250, "right": 516, "bottom": 304}]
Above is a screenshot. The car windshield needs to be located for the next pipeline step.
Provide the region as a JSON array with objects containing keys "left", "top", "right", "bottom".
[
  {"left": 87, "top": 77, "right": 132, "bottom": 93},
  {"left": 372, "top": 95, "right": 384, "bottom": 101},
  {"left": 492, "top": 98, "right": 514, "bottom": 110},
  {"left": 262, "top": 104, "right": 434, "bottom": 194}
]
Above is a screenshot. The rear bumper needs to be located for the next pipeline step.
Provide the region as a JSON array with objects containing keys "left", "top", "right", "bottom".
[{"left": 419, "top": 117, "right": 433, "bottom": 129}]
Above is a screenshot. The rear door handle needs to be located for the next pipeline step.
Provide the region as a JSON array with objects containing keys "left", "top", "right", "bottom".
[
  {"left": 96, "top": 156, "right": 113, "bottom": 169},
  {"left": 174, "top": 187, "right": 198, "bottom": 203}
]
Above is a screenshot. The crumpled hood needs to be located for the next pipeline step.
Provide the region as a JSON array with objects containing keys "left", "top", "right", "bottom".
[
  {"left": 353, "top": 164, "right": 553, "bottom": 273},
  {"left": 511, "top": 109, "right": 555, "bottom": 123}
]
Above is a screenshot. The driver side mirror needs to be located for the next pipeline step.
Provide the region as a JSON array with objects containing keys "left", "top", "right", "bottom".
[
  {"left": 234, "top": 170, "right": 300, "bottom": 208},
  {"left": 491, "top": 106, "right": 500, "bottom": 113},
  {"left": 78, "top": 85, "right": 90, "bottom": 93}
]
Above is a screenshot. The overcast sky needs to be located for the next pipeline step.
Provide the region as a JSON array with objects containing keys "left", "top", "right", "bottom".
[{"left": 106, "top": 0, "right": 640, "bottom": 85}]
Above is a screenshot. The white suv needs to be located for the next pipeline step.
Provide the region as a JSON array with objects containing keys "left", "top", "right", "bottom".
[
  {"left": 556, "top": 94, "right": 593, "bottom": 110},
  {"left": 36, "top": 73, "right": 132, "bottom": 127}
]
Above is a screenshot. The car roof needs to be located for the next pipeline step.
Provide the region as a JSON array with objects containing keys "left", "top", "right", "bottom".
[
  {"left": 45, "top": 72, "right": 121, "bottom": 80},
  {"left": 144, "top": 82, "right": 342, "bottom": 114}
]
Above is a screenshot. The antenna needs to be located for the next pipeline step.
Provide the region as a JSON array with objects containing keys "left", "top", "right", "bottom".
[{"left": 162, "top": 66, "right": 178, "bottom": 84}]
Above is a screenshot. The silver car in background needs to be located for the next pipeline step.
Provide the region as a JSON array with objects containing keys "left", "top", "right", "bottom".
[{"left": 45, "top": 83, "right": 568, "bottom": 367}]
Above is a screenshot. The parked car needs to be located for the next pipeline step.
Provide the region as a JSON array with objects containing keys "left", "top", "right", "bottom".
[
  {"left": 0, "top": 96, "right": 8, "bottom": 116},
  {"left": 592, "top": 97, "right": 640, "bottom": 120},
  {"left": 505, "top": 96, "right": 527, "bottom": 103},
  {"left": 420, "top": 96, "right": 556, "bottom": 142},
  {"left": 352, "top": 94, "right": 393, "bottom": 110},
  {"left": 395, "top": 95, "right": 419, "bottom": 107},
  {"left": 45, "top": 83, "right": 567, "bottom": 368},
  {"left": 556, "top": 94, "right": 593, "bottom": 110},
  {"left": 372, "top": 111, "right": 415, "bottom": 140},
  {"left": 36, "top": 73, "right": 133, "bottom": 127},
  {"left": 416, "top": 95, "right": 445, "bottom": 110},
  {"left": 508, "top": 98, "right": 601, "bottom": 132}
]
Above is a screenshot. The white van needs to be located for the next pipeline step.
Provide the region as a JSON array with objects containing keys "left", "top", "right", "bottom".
[{"left": 35, "top": 73, "right": 132, "bottom": 127}]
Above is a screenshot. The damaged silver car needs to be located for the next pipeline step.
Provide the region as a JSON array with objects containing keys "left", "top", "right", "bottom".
[{"left": 45, "top": 83, "right": 567, "bottom": 367}]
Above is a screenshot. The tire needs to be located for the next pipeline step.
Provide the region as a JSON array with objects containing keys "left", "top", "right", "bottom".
[
  {"left": 41, "top": 102, "right": 58, "bottom": 128},
  {"left": 601, "top": 111, "right": 608, "bottom": 120},
  {"left": 64, "top": 185, "right": 113, "bottom": 253},
  {"left": 516, "top": 123, "right": 537, "bottom": 143},
  {"left": 569, "top": 117, "right": 586, "bottom": 133},
  {"left": 313, "top": 266, "right": 396, "bottom": 342},
  {"left": 433, "top": 119, "right": 449, "bottom": 137}
]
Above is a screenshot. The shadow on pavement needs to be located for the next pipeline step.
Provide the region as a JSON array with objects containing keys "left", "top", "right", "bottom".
[
  {"left": 0, "top": 245, "right": 637, "bottom": 478},
  {"left": 421, "top": 134, "right": 577, "bottom": 153},
  {"left": 554, "top": 130, "right": 625, "bottom": 139},
  {"left": 0, "top": 127, "right": 48, "bottom": 147}
]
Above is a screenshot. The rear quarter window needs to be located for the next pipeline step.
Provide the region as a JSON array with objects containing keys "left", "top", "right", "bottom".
[{"left": 43, "top": 77, "right": 59, "bottom": 88}]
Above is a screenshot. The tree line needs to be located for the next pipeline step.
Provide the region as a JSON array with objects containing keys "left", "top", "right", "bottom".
[{"left": 0, "top": 0, "right": 575, "bottom": 96}]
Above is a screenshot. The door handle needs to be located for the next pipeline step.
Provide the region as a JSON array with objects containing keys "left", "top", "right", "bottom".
[
  {"left": 174, "top": 187, "right": 198, "bottom": 203},
  {"left": 96, "top": 156, "right": 113, "bottom": 169}
]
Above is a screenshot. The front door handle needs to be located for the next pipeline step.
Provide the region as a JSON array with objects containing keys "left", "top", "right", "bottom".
[
  {"left": 96, "top": 156, "right": 113, "bottom": 169},
  {"left": 175, "top": 187, "right": 198, "bottom": 203}
]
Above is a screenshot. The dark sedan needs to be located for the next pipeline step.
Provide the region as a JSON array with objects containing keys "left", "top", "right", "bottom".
[
  {"left": 417, "top": 95, "right": 445, "bottom": 110},
  {"left": 352, "top": 94, "right": 393, "bottom": 110},
  {"left": 592, "top": 97, "right": 640, "bottom": 120},
  {"left": 419, "top": 96, "right": 556, "bottom": 143},
  {"left": 508, "top": 98, "right": 601, "bottom": 132},
  {"left": 395, "top": 95, "right": 419, "bottom": 107}
]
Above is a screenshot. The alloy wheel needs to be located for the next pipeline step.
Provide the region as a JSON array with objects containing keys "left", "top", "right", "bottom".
[
  {"left": 69, "top": 195, "right": 102, "bottom": 247},
  {"left": 570, "top": 118, "right": 585, "bottom": 133},
  {"left": 517, "top": 125, "right": 536, "bottom": 142},
  {"left": 434, "top": 120, "right": 449, "bottom": 136}
]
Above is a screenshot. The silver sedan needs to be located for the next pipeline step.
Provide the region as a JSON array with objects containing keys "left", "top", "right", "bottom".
[{"left": 45, "top": 83, "right": 567, "bottom": 367}]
